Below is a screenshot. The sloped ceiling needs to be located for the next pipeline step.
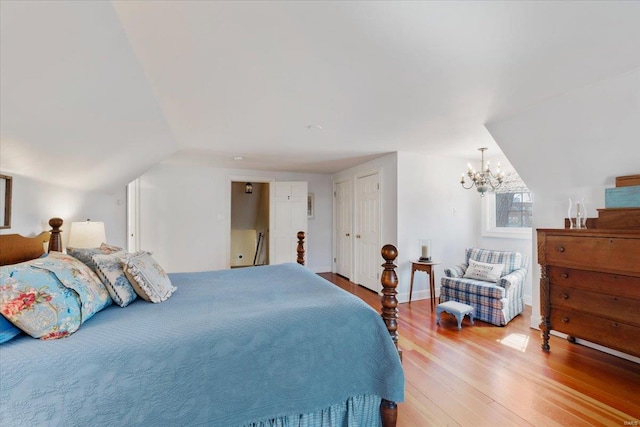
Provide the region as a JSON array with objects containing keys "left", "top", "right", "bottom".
[{"left": 2, "top": 1, "right": 640, "bottom": 191}]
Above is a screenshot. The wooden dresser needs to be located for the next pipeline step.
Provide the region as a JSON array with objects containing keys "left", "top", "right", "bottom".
[{"left": 537, "top": 228, "right": 640, "bottom": 358}]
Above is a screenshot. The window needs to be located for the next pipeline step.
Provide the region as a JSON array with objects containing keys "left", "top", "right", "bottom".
[
  {"left": 495, "top": 192, "right": 533, "bottom": 228},
  {"left": 481, "top": 171, "right": 532, "bottom": 239}
]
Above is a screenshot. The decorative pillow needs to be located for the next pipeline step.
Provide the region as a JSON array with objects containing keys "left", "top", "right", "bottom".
[
  {"left": 31, "top": 251, "right": 112, "bottom": 323},
  {"left": 0, "top": 260, "right": 82, "bottom": 340},
  {"left": 100, "top": 242, "right": 123, "bottom": 253},
  {"left": 465, "top": 247, "right": 524, "bottom": 277},
  {"left": 66, "top": 247, "right": 105, "bottom": 273},
  {"left": 93, "top": 252, "right": 137, "bottom": 307},
  {"left": 123, "top": 252, "right": 176, "bottom": 303},
  {"left": 67, "top": 243, "right": 123, "bottom": 274},
  {"left": 463, "top": 259, "right": 504, "bottom": 283},
  {"left": 0, "top": 314, "right": 22, "bottom": 343}
]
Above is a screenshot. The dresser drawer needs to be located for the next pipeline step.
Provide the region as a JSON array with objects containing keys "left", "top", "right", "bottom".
[
  {"left": 550, "top": 308, "right": 640, "bottom": 357},
  {"left": 550, "top": 284, "right": 640, "bottom": 327},
  {"left": 549, "top": 266, "right": 640, "bottom": 300},
  {"left": 545, "top": 235, "right": 640, "bottom": 275}
]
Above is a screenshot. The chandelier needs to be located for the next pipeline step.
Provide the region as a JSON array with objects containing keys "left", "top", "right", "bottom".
[{"left": 460, "top": 147, "right": 505, "bottom": 196}]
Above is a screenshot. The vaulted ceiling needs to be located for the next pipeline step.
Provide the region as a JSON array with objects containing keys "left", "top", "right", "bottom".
[{"left": 2, "top": 1, "right": 639, "bottom": 191}]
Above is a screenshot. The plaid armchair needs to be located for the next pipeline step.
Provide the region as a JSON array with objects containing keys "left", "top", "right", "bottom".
[{"left": 440, "top": 248, "right": 528, "bottom": 326}]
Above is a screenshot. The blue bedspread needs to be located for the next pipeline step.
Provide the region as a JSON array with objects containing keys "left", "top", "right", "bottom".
[{"left": 0, "top": 263, "right": 404, "bottom": 426}]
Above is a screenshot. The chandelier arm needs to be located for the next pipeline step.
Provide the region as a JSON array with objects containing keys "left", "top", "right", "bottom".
[
  {"left": 488, "top": 180, "right": 502, "bottom": 190},
  {"left": 461, "top": 181, "right": 475, "bottom": 190}
]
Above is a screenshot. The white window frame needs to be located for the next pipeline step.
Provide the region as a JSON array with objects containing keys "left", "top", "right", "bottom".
[{"left": 481, "top": 192, "right": 533, "bottom": 240}]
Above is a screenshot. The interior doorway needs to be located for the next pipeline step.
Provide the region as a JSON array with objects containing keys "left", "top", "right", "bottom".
[
  {"left": 230, "top": 181, "right": 269, "bottom": 268},
  {"left": 333, "top": 171, "right": 381, "bottom": 292}
]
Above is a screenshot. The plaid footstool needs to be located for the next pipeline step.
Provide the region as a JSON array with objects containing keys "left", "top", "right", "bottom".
[{"left": 436, "top": 301, "right": 475, "bottom": 330}]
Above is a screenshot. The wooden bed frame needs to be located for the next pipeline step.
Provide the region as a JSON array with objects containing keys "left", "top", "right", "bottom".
[{"left": 0, "top": 218, "right": 401, "bottom": 427}]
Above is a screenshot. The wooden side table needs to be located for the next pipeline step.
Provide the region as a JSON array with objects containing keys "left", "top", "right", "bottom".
[{"left": 410, "top": 260, "right": 440, "bottom": 311}]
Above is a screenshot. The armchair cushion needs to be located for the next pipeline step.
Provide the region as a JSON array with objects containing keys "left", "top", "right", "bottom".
[
  {"left": 466, "top": 248, "right": 528, "bottom": 277},
  {"left": 441, "top": 277, "right": 506, "bottom": 299}
]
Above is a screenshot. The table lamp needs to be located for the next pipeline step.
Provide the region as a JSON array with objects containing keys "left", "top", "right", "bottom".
[{"left": 67, "top": 219, "right": 106, "bottom": 248}]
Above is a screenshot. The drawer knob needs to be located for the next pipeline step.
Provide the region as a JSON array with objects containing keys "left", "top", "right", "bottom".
[
  {"left": 561, "top": 293, "right": 569, "bottom": 300},
  {"left": 561, "top": 273, "right": 569, "bottom": 279},
  {"left": 562, "top": 317, "right": 570, "bottom": 323},
  {"left": 556, "top": 246, "right": 565, "bottom": 253}
]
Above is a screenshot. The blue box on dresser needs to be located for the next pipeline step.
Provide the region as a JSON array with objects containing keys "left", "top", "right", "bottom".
[{"left": 605, "top": 185, "right": 640, "bottom": 208}]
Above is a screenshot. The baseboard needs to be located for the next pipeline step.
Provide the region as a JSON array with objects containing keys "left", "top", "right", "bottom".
[
  {"left": 397, "top": 289, "right": 437, "bottom": 304},
  {"left": 311, "top": 265, "right": 332, "bottom": 273},
  {"left": 550, "top": 330, "right": 640, "bottom": 364}
]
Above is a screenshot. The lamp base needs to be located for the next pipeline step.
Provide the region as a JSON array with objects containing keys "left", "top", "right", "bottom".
[{"left": 419, "top": 257, "right": 431, "bottom": 262}]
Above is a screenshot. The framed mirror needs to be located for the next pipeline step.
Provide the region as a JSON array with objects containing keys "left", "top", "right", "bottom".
[{"left": 0, "top": 174, "right": 12, "bottom": 229}]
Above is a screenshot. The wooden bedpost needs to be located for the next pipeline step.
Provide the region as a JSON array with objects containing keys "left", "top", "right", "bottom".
[
  {"left": 380, "top": 244, "right": 399, "bottom": 427},
  {"left": 296, "top": 231, "right": 305, "bottom": 265},
  {"left": 48, "top": 217, "right": 63, "bottom": 253},
  {"left": 380, "top": 244, "right": 400, "bottom": 353}
]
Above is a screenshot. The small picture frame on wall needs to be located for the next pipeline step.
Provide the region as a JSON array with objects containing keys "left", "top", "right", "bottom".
[
  {"left": 0, "top": 174, "right": 12, "bottom": 229},
  {"left": 307, "top": 193, "right": 314, "bottom": 219}
]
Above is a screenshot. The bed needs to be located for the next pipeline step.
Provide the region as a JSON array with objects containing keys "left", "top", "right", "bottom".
[{"left": 0, "top": 219, "right": 403, "bottom": 427}]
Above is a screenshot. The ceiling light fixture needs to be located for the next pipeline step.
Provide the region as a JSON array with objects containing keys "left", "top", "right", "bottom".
[
  {"left": 233, "top": 156, "right": 244, "bottom": 161},
  {"left": 460, "top": 147, "right": 505, "bottom": 196}
]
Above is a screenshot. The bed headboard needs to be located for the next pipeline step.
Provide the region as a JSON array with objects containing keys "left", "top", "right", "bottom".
[{"left": 0, "top": 231, "right": 50, "bottom": 266}]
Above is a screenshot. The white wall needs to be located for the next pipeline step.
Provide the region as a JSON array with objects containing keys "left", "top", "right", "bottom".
[
  {"left": 487, "top": 68, "right": 640, "bottom": 331},
  {"left": 396, "top": 152, "right": 479, "bottom": 303},
  {"left": 138, "top": 162, "right": 333, "bottom": 273},
  {"left": 0, "top": 173, "right": 127, "bottom": 248}
]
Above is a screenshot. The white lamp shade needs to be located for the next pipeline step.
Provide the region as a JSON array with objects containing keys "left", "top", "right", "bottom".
[{"left": 67, "top": 221, "right": 106, "bottom": 248}]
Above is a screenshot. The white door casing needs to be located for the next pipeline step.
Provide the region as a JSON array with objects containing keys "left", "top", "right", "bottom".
[{"left": 126, "top": 179, "right": 140, "bottom": 253}]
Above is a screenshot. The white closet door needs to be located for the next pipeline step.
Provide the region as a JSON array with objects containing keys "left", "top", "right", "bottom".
[
  {"left": 335, "top": 179, "right": 353, "bottom": 279},
  {"left": 269, "top": 181, "right": 307, "bottom": 265},
  {"left": 355, "top": 173, "right": 380, "bottom": 292}
]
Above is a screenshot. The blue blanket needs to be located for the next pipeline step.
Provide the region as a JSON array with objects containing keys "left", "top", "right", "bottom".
[{"left": 0, "top": 263, "right": 404, "bottom": 426}]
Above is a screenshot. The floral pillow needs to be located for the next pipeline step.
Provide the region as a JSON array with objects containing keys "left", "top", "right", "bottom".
[
  {"left": 99, "top": 242, "right": 123, "bottom": 253},
  {"left": 0, "top": 260, "right": 82, "bottom": 340},
  {"left": 123, "top": 252, "right": 176, "bottom": 303},
  {"left": 93, "top": 252, "right": 137, "bottom": 307},
  {"left": 66, "top": 243, "right": 123, "bottom": 274},
  {"left": 31, "top": 252, "right": 112, "bottom": 323}
]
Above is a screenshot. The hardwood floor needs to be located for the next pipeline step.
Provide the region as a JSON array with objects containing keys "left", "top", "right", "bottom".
[{"left": 319, "top": 272, "right": 640, "bottom": 427}]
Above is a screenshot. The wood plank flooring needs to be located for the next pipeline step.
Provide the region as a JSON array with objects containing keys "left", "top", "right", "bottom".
[{"left": 319, "top": 272, "right": 640, "bottom": 427}]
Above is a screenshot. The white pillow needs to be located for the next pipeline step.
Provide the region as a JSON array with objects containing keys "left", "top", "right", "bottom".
[
  {"left": 92, "top": 252, "right": 138, "bottom": 307},
  {"left": 123, "top": 251, "right": 176, "bottom": 303},
  {"left": 463, "top": 259, "right": 504, "bottom": 282}
]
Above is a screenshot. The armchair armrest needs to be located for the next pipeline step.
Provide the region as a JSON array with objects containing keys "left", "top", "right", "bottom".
[
  {"left": 444, "top": 263, "right": 468, "bottom": 278},
  {"left": 498, "top": 267, "right": 527, "bottom": 289}
]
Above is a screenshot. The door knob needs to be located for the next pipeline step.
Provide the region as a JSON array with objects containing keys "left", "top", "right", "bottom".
[{"left": 346, "top": 233, "right": 350, "bottom": 237}]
